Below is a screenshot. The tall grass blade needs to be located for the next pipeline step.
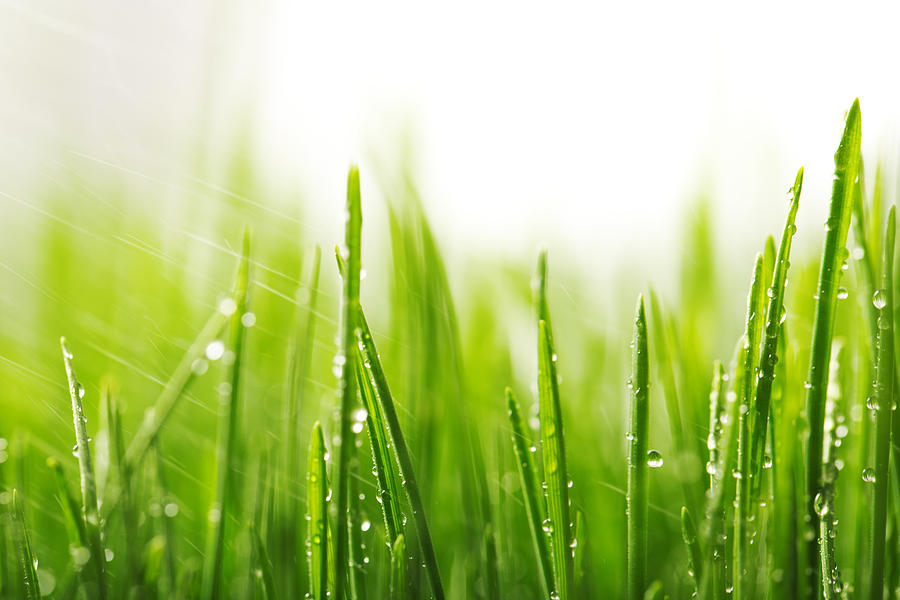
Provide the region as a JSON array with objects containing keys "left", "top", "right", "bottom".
[
  {"left": 201, "top": 227, "right": 251, "bottom": 600},
  {"left": 391, "top": 534, "right": 408, "bottom": 599},
  {"left": 681, "top": 506, "right": 702, "bottom": 594},
  {"left": 11, "top": 490, "right": 40, "bottom": 600},
  {"left": 60, "top": 337, "right": 108, "bottom": 599},
  {"left": 751, "top": 167, "right": 802, "bottom": 492},
  {"left": 356, "top": 314, "right": 445, "bottom": 600},
  {"left": 627, "top": 295, "right": 649, "bottom": 600},
  {"left": 819, "top": 344, "right": 846, "bottom": 600},
  {"left": 308, "top": 422, "right": 329, "bottom": 600},
  {"left": 804, "top": 98, "right": 862, "bottom": 596},
  {"left": 538, "top": 318, "right": 573, "bottom": 600},
  {"left": 335, "top": 164, "right": 362, "bottom": 600},
  {"left": 870, "top": 205, "right": 895, "bottom": 600},
  {"left": 505, "top": 387, "right": 552, "bottom": 597}
]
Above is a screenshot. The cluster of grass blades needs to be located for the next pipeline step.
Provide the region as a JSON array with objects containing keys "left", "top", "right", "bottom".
[{"left": 6, "top": 97, "right": 900, "bottom": 600}]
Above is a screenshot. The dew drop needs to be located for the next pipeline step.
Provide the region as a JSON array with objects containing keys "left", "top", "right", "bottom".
[
  {"left": 874, "top": 289, "right": 888, "bottom": 309},
  {"left": 862, "top": 468, "right": 877, "bottom": 483},
  {"left": 647, "top": 450, "right": 664, "bottom": 468},
  {"left": 837, "top": 287, "right": 849, "bottom": 300},
  {"left": 205, "top": 340, "right": 226, "bottom": 361}
]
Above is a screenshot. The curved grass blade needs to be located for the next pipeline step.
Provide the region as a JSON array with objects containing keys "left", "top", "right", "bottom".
[
  {"left": 505, "top": 387, "right": 553, "bottom": 597},
  {"left": 334, "top": 164, "right": 362, "bottom": 600},
  {"left": 804, "top": 98, "right": 862, "bottom": 596},
  {"left": 391, "top": 534, "right": 408, "bottom": 599},
  {"left": 870, "top": 206, "right": 895, "bottom": 600},
  {"left": 751, "top": 167, "right": 802, "bottom": 493},
  {"left": 627, "top": 295, "right": 649, "bottom": 600},
  {"left": 356, "top": 319, "right": 445, "bottom": 600},
  {"left": 11, "top": 490, "right": 40, "bottom": 600},
  {"left": 307, "top": 422, "right": 329, "bottom": 600},
  {"left": 46, "top": 457, "right": 87, "bottom": 550},
  {"left": 60, "top": 337, "right": 108, "bottom": 599},
  {"left": 201, "top": 227, "right": 251, "bottom": 600}
]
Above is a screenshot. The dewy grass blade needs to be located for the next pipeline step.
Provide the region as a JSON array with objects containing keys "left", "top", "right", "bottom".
[
  {"left": 734, "top": 253, "right": 765, "bottom": 600},
  {"left": 538, "top": 318, "right": 573, "bottom": 600},
  {"left": 706, "top": 361, "right": 726, "bottom": 488},
  {"left": 819, "top": 345, "right": 847, "bottom": 600},
  {"left": 681, "top": 506, "right": 702, "bottom": 594},
  {"left": 11, "top": 490, "right": 40, "bottom": 600},
  {"left": 626, "top": 295, "right": 649, "bottom": 600},
  {"left": 870, "top": 206, "right": 895, "bottom": 600},
  {"left": 751, "top": 167, "right": 802, "bottom": 493},
  {"left": 307, "top": 422, "right": 329, "bottom": 600},
  {"left": 201, "top": 228, "right": 251, "bottom": 600},
  {"left": 506, "top": 387, "right": 553, "bottom": 597},
  {"left": 804, "top": 98, "right": 862, "bottom": 596},
  {"left": 335, "top": 164, "right": 362, "bottom": 600},
  {"left": 60, "top": 337, "right": 108, "bottom": 599},
  {"left": 356, "top": 316, "right": 445, "bottom": 600},
  {"left": 391, "top": 534, "right": 408, "bottom": 599}
]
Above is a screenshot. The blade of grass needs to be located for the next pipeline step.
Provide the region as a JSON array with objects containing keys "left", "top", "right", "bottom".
[
  {"left": 870, "top": 205, "right": 895, "bottom": 600},
  {"left": 356, "top": 316, "right": 445, "bottom": 600},
  {"left": 201, "top": 227, "right": 251, "bottom": 600},
  {"left": 819, "top": 344, "right": 847, "bottom": 600},
  {"left": 538, "top": 318, "right": 573, "bottom": 600},
  {"left": 391, "top": 534, "right": 407, "bottom": 599},
  {"left": 751, "top": 167, "right": 802, "bottom": 493},
  {"left": 60, "top": 337, "right": 108, "bottom": 599},
  {"left": 627, "top": 295, "right": 649, "bottom": 600},
  {"left": 804, "top": 97, "right": 862, "bottom": 598},
  {"left": 505, "top": 387, "right": 553, "bottom": 597},
  {"left": 123, "top": 296, "right": 235, "bottom": 472},
  {"left": 307, "top": 422, "right": 328, "bottom": 600},
  {"left": 335, "top": 164, "right": 362, "bottom": 600},
  {"left": 11, "top": 490, "right": 40, "bottom": 600},
  {"left": 681, "top": 506, "right": 702, "bottom": 594}
]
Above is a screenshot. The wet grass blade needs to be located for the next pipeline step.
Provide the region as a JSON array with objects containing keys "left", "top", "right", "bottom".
[
  {"left": 356, "top": 313, "right": 445, "bottom": 600},
  {"left": 819, "top": 345, "right": 847, "bottom": 600},
  {"left": 681, "top": 506, "right": 702, "bottom": 594},
  {"left": 627, "top": 295, "right": 649, "bottom": 600},
  {"left": 201, "top": 228, "right": 251, "bottom": 600},
  {"left": 60, "top": 337, "right": 108, "bottom": 599},
  {"left": 505, "top": 387, "right": 552, "bottom": 597},
  {"left": 308, "top": 422, "right": 329, "bottom": 600},
  {"left": 751, "top": 167, "right": 802, "bottom": 492},
  {"left": 11, "top": 490, "right": 40, "bottom": 600},
  {"left": 870, "top": 206, "right": 895, "bottom": 600},
  {"left": 538, "top": 318, "right": 573, "bottom": 600},
  {"left": 391, "top": 534, "right": 408, "bottom": 599},
  {"left": 804, "top": 98, "right": 862, "bottom": 596},
  {"left": 335, "top": 164, "right": 362, "bottom": 600}
]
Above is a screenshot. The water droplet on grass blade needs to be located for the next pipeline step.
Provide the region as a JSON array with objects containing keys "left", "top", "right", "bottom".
[
  {"left": 874, "top": 289, "right": 888, "bottom": 309},
  {"left": 647, "top": 450, "right": 663, "bottom": 467},
  {"left": 837, "top": 287, "right": 849, "bottom": 299},
  {"left": 205, "top": 340, "right": 225, "bottom": 361},
  {"left": 862, "top": 468, "right": 877, "bottom": 483}
]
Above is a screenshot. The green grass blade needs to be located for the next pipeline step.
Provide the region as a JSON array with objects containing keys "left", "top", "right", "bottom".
[
  {"left": 505, "top": 387, "right": 552, "bottom": 597},
  {"left": 538, "top": 318, "right": 573, "bottom": 600},
  {"left": 391, "top": 534, "right": 408, "bottom": 599},
  {"left": 870, "top": 205, "right": 895, "bottom": 600},
  {"left": 46, "top": 457, "right": 87, "bottom": 550},
  {"left": 60, "top": 337, "right": 108, "bottom": 599},
  {"left": 804, "top": 98, "right": 862, "bottom": 597},
  {"left": 751, "top": 167, "right": 802, "bottom": 492},
  {"left": 819, "top": 344, "right": 846, "bottom": 600},
  {"left": 356, "top": 317, "right": 445, "bottom": 600},
  {"left": 706, "top": 361, "right": 726, "bottom": 487},
  {"left": 11, "top": 490, "right": 40, "bottom": 600},
  {"left": 335, "top": 164, "right": 362, "bottom": 600},
  {"left": 307, "top": 422, "right": 329, "bottom": 600},
  {"left": 627, "top": 295, "right": 649, "bottom": 600},
  {"left": 251, "top": 524, "right": 278, "bottom": 600},
  {"left": 124, "top": 296, "right": 234, "bottom": 472},
  {"left": 681, "top": 506, "right": 702, "bottom": 593},
  {"left": 201, "top": 227, "right": 251, "bottom": 600}
]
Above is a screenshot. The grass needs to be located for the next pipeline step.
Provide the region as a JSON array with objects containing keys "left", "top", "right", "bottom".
[{"left": 4, "top": 96, "right": 900, "bottom": 600}]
